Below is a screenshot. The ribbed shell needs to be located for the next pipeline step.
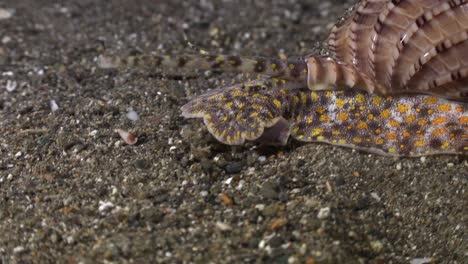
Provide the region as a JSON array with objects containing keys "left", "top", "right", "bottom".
[{"left": 326, "top": 0, "right": 468, "bottom": 101}]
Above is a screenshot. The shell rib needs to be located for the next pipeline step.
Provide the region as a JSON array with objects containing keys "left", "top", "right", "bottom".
[{"left": 326, "top": 0, "right": 468, "bottom": 101}]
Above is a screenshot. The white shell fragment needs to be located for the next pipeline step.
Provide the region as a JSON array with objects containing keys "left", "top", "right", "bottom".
[{"left": 50, "top": 99, "right": 59, "bottom": 112}]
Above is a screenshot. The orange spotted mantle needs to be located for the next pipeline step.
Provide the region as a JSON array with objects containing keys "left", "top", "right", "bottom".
[{"left": 181, "top": 83, "right": 466, "bottom": 156}]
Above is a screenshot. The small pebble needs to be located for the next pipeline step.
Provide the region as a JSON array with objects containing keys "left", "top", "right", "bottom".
[
  {"left": 236, "top": 180, "right": 245, "bottom": 191},
  {"left": 13, "top": 246, "right": 25, "bottom": 254},
  {"left": 50, "top": 99, "right": 59, "bottom": 112},
  {"left": 223, "top": 176, "right": 233, "bottom": 185},
  {"left": 396, "top": 163, "right": 402, "bottom": 170},
  {"left": 115, "top": 129, "right": 138, "bottom": 145},
  {"left": 1, "top": 36, "right": 11, "bottom": 44},
  {"left": 317, "top": 207, "right": 330, "bottom": 219},
  {"left": 219, "top": 193, "right": 233, "bottom": 206},
  {"left": 268, "top": 218, "right": 287, "bottom": 231},
  {"left": 89, "top": 130, "right": 98, "bottom": 137},
  {"left": 134, "top": 159, "right": 151, "bottom": 170},
  {"left": 126, "top": 109, "right": 139, "bottom": 121},
  {"left": 255, "top": 204, "right": 265, "bottom": 211},
  {"left": 98, "top": 201, "right": 114, "bottom": 213},
  {"left": 370, "top": 192, "right": 381, "bottom": 202},
  {"left": 410, "top": 258, "right": 432, "bottom": 264},
  {"left": 262, "top": 204, "right": 280, "bottom": 216},
  {"left": 2, "top": 71, "right": 13, "bottom": 76},
  {"left": 215, "top": 221, "right": 232, "bottom": 231},
  {"left": 66, "top": 236, "right": 75, "bottom": 244},
  {"left": 224, "top": 161, "right": 243, "bottom": 174},
  {"left": 370, "top": 240, "right": 383, "bottom": 252},
  {"left": 6, "top": 80, "right": 17, "bottom": 92},
  {"left": 97, "top": 54, "right": 119, "bottom": 69},
  {"left": 288, "top": 256, "right": 298, "bottom": 264},
  {"left": 259, "top": 181, "right": 279, "bottom": 200},
  {"left": 0, "top": 8, "right": 13, "bottom": 20}
]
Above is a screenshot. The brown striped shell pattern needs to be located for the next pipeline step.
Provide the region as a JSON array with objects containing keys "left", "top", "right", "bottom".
[{"left": 324, "top": 0, "right": 468, "bottom": 100}]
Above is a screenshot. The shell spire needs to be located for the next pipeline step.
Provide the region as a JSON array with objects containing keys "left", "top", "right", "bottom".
[{"left": 326, "top": 0, "right": 468, "bottom": 101}]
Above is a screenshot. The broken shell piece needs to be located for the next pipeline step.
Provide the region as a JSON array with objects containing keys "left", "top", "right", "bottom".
[{"left": 115, "top": 129, "right": 138, "bottom": 145}]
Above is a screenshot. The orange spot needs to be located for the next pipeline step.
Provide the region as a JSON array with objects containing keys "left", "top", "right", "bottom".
[
  {"left": 423, "top": 97, "right": 438, "bottom": 104},
  {"left": 397, "top": 103, "right": 410, "bottom": 113},
  {"left": 352, "top": 137, "right": 362, "bottom": 143},
  {"left": 375, "top": 138, "right": 384, "bottom": 145},
  {"left": 414, "top": 140, "right": 425, "bottom": 147},
  {"left": 316, "top": 107, "right": 325, "bottom": 114},
  {"left": 367, "top": 114, "right": 374, "bottom": 120},
  {"left": 455, "top": 106, "right": 463, "bottom": 113},
  {"left": 335, "top": 99, "right": 345, "bottom": 108},
  {"left": 337, "top": 112, "right": 348, "bottom": 121},
  {"left": 381, "top": 109, "right": 391, "bottom": 119},
  {"left": 252, "top": 104, "right": 263, "bottom": 110},
  {"left": 437, "top": 104, "right": 451, "bottom": 112},
  {"left": 375, "top": 128, "right": 382, "bottom": 135},
  {"left": 356, "top": 94, "right": 365, "bottom": 104},
  {"left": 432, "top": 128, "right": 447, "bottom": 136},
  {"left": 232, "top": 90, "right": 243, "bottom": 96},
  {"left": 405, "top": 114, "right": 416, "bottom": 123},
  {"left": 273, "top": 99, "right": 282, "bottom": 108},
  {"left": 224, "top": 102, "right": 233, "bottom": 108},
  {"left": 402, "top": 131, "right": 411, "bottom": 137},
  {"left": 459, "top": 116, "right": 468, "bottom": 124},
  {"left": 417, "top": 120, "right": 427, "bottom": 126},
  {"left": 433, "top": 117, "right": 447, "bottom": 125},
  {"left": 311, "top": 128, "right": 323, "bottom": 136},
  {"left": 357, "top": 121, "right": 368, "bottom": 129},
  {"left": 389, "top": 119, "right": 399, "bottom": 128},
  {"left": 319, "top": 114, "right": 330, "bottom": 122},
  {"left": 372, "top": 96, "right": 382, "bottom": 105},
  {"left": 308, "top": 92, "right": 315, "bottom": 103},
  {"left": 293, "top": 96, "right": 299, "bottom": 105},
  {"left": 385, "top": 133, "right": 397, "bottom": 140}
]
